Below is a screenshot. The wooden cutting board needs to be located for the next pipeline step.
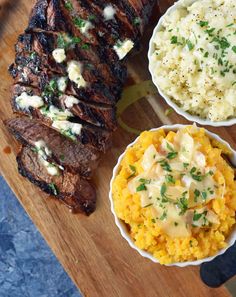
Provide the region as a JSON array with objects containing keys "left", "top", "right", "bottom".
[{"left": 0, "top": 1, "right": 233, "bottom": 296}]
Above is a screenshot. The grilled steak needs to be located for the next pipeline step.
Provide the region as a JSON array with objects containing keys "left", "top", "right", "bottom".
[
  {"left": 13, "top": 32, "right": 127, "bottom": 86},
  {"left": 12, "top": 84, "right": 117, "bottom": 131},
  {"left": 6, "top": 0, "right": 156, "bottom": 214},
  {"left": 6, "top": 118, "right": 100, "bottom": 178},
  {"left": 18, "top": 146, "right": 96, "bottom": 215}
]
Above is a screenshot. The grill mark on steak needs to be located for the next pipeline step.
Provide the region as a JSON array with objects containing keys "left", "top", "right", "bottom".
[
  {"left": 6, "top": 117, "right": 100, "bottom": 178},
  {"left": 17, "top": 146, "right": 96, "bottom": 215}
]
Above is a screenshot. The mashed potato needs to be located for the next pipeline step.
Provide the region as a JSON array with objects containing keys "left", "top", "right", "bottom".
[
  {"left": 150, "top": 0, "right": 236, "bottom": 121},
  {"left": 112, "top": 126, "right": 236, "bottom": 264}
]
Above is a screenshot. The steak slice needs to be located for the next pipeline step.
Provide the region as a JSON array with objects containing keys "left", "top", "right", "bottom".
[
  {"left": 10, "top": 64, "right": 119, "bottom": 105},
  {"left": 12, "top": 84, "right": 117, "bottom": 131},
  {"left": 83, "top": 0, "right": 140, "bottom": 41},
  {"left": 17, "top": 146, "right": 96, "bottom": 215},
  {"left": 14, "top": 32, "right": 126, "bottom": 86},
  {"left": 6, "top": 117, "right": 100, "bottom": 178},
  {"left": 27, "top": 0, "right": 136, "bottom": 51}
]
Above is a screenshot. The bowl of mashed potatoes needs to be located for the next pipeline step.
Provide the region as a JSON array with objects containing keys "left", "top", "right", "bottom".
[
  {"left": 110, "top": 125, "right": 236, "bottom": 266},
  {"left": 148, "top": 0, "right": 236, "bottom": 126}
]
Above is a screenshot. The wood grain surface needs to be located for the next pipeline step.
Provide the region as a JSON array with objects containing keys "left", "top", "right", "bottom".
[{"left": 0, "top": 1, "right": 233, "bottom": 296}]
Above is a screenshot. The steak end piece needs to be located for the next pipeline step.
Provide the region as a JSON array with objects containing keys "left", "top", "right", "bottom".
[
  {"left": 17, "top": 146, "right": 96, "bottom": 215},
  {"left": 6, "top": 117, "right": 100, "bottom": 178}
]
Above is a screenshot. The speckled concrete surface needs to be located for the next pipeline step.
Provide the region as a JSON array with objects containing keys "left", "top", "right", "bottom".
[{"left": 0, "top": 175, "right": 82, "bottom": 297}]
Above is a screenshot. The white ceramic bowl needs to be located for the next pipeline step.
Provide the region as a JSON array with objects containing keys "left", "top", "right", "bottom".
[
  {"left": 148, "top": 0, "right": 236, "bottom": 127},
  {"left": 109, "top": 124, "right": 236, "bottom": 267}
]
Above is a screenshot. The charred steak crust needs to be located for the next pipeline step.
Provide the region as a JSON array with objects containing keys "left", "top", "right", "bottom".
[
  {"left": 7, "top": 0, "right": 156, "bottom": 214},
  {"left": 6, "top": 118, "right": 100, "bottom": 178},
  {"left": 17, "top": 146, "right": 96, "bottom": 215}
]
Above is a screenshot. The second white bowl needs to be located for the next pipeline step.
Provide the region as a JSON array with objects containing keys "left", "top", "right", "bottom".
[{"left": 109, "top": 124, "right": 236, "bottom": 267}]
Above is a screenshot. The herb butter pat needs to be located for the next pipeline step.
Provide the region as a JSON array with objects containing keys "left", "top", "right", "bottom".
[
  {"left": 64, "top": 95, "right": 79, "bottom": 108},
  {"left": 67, "top": 61, "right": 87, "bottom": 88},
  {"left": 57, "top": 77, "right": 68, "bottom": 92},
  {"left": 114, "top": 39, "right": 134, "bottom": 60},
  {"left": 16, "top": 92, "right": 44, "bottom": 110},
  {"left": 103, "top": 5, "right": 116, "bottom": 21},
  {"left": 52, "top": 121, "right": 82, "bottom": 136},
  {"left": 34, "top": 140, "right": 60, "bottom": 176},
  {"left": 52, "top": 48, "right": 66, "bottom": 63}
]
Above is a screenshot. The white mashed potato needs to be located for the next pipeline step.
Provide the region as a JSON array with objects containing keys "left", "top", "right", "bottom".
[{"left": 150, "top": 0, "right": 236, "bottom": 121}]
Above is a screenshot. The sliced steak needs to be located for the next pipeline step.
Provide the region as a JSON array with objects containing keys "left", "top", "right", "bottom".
[
  {"left": 27, "top": 0, "right": 70, "bottom": 33},
  {"left": 83, "top": 0, "right": 140, "bottom": 41},
  {"left": 10, "top": 64, "right": 120, "bottom": 105},
  {"left": 12, "top": 84, "right": 117, "bottom": 130},
  {"left": 17, "top": 146, "right": 96, "bottom": 215},
  {"left": 6, "top": 117, "right": 100, "bottom": 178},
  {"left": 13, "top": 32, "right": 126, "bottom": 86},
  {"left": 6, "top": 0, "right": 156, "bottom": 213}
]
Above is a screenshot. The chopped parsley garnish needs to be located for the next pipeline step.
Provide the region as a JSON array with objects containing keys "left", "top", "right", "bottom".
[
  {"left": 88, "top": 15, "right": 96, "bottom": 21},
  {"left": 186, "top": 39, "right": 194, "bottom": 51},
  {"left": 136, "top": 183, "right": 146, "bottom": 192},
  {"left": 157, "top": 160, "right": 172, "bottom": 172},
  {"left": 183, "top": 163, "right": 189, "bottom": 168},
  {"left": 133, "top": 17, "right": 141, "bottom": 26},
  {"left": 190, "top": 167, "right": 205, "bottom": 182},
  {"left": 139, "top": 178, "right": 151, "bottom": 184},
  {"left": 205, "top": 28, "right": 215, "bottom": 36},
  {"left": 166, "top": 143, "right": 178, "bottom": 159},
  {"left": 73, "top": 17, "right": 86, "bottom": 28},
  {"left": 193, "top": 211, "right": 203, "bottom": 221},
  {"left": 136, "top": 179, "right": 150, "bottom": 192},
  {"left": 176, "top": 191, "right": 188, "bottom": 215},
  {"left": 160, "top": 210, "right": 167, "bottom": 221},
  {"left": 170, "top": 36, "right": 178, "bottom": 44},
  {"left": 42, "top": 79, "right": 58, "bottom": 98},
  {"left": 48, "top": 183, "right": 59, "bottom": 196},
  {"left": 165, "top": 175, "right": 175, "bottom": 184},
  {"left": 59, "top": 154, "right": 65, "bottom": 161},
  {"left": 61, "top": 128, "right": 76, "bottom": 141},
  {"left": 81, "top": 44, "right": 90, "bottom": 50},
  {"left": 174, "top": 222, "right": 178, "bottom": 226},
  {"left": 151, "top": 218, "right": 156, "bottom": 223},
  {"left": 232, "top": 46, "right": 236, "bottom": 53},
  {"left": 167, "top": 151, "right": 178, "bottom": 160},
  {"left": 194, "top": 189, "right": 200, "bottom": 202},
  {"left": 128, "top": 165, "right": 136, "bottom": 179},
  {"left": 115, "top": 40, "right": 123, "bottom": 48},
  {"left": 212, "top": 36, "right": 230, "bottom": 50},
  {"left": 64, "top": 0, "right": 73, "bottom": 11},
  {"left": 193, "top": 210, "right": 208, "bottom": 226},
  {"left": 201, "top": 191, "right": 207, "bottom": 200},
  {"left": 57, "top": 34, "right": 81, "bottom": 49},
  {"left": 30, "top": 51, "right": 37, "bottom": 59},
  {"left": 160, "top": 183, "right": 167, "bottom": 199},
  {"left": 198, "top": 21, "right": 209, "bottom": 27}
]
